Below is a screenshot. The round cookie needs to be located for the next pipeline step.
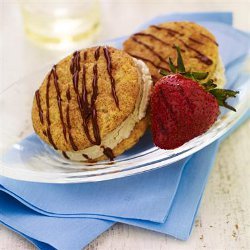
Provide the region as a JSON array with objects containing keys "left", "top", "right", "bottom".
[
  {"left": 123, "top": 21, "right": 219, "bottom": 84},
  {"left": 32, "top": 46, "right": 145, "bottom": 157}
]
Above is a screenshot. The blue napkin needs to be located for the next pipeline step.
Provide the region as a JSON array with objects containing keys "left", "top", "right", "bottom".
[
  {"left": 0, "top": 12, "right": 249, "bottom": 250},
  {"left": 0, "top": 157, "right": 188, "bottom": 223}
]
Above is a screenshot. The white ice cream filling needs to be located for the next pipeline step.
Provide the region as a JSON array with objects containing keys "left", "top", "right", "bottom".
[
  {"left": 211, "top": 55, "right": 226, "bottom": 87},
  {"left": 59, "top": 58, "right": 152, "bottom": 161}
]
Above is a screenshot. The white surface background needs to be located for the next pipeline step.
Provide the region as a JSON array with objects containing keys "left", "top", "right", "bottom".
[{"left": 0, "top": 0, "right": 250, "bottom": 249}]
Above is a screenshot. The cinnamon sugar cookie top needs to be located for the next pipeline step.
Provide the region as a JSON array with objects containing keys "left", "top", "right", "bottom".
[
  {"left": 123, "top": 21, "right": 219, "bottom": 84},
  {"left": 32, "top": 46, "right": 141, "bottom": 151}
]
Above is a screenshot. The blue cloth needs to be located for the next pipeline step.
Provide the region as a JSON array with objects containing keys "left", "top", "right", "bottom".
[
  {"left": 0, "top": 12, "right": 249, "bottom": 250},
  {"left": 0, "top": 158, "right": 188, "bottom": 223}
]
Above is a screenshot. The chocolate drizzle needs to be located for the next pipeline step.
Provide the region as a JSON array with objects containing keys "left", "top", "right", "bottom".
[
  {"left": 71, "top": 51, "right": 81, "bottom": 95},
  {"left": 45, "top": 69, "right": 58, "bottom": 150},
  {"left": 71, "top": 47, "right": 102, "bottom": 146},
  {"left": 35, "top": 90, "right": 44, "bottom": 124},
  {"left": 103, "top": 46, "right": 119, "bottom": 107},
  {"left": 81, "top": 52, "right": 88, "bottom": 115},
  {"left": 134, "top": 32, "right": 185, "bottom": 53},
  {"left": 151, "top": 25, "right": 184, "bottom": 36},
  {"left": 66, "top": 91, "right": 78, "bottom": 151},
  {"left": 127, "top": 52, "right": 167, "bottom": 71},
  {"left": 189, "top": 37, "right": 204, "bottom": 45},
  {"left": 62, "top": 151, "right": 70, "bottom": 159},
  {"left": 69, "top": 50, "right": 85, "bottom": 150},
  {"left": 127, "top": 52, "right": 167, "bottom": 81},
  {"left": 102, "top": 146, "right": 114, "bottom": 161},
  {"left": 66, "top": 88, "right": 71, "bottom": 100},
  {"left": 90, "top": 47, "right": 101, "bottom": 145},
  {"left": 181, "top": 42, "right": 213, "bottom": 65},
  {"left": 66, "top": 52, "right": 80, "bottom": 151},
  {"left": 51, "top": 65, "right": 67, "bottom": 141},
  {"left": 82, "top": 153, "right": 90, "bottom": 160},
  {"left": 149, "top": 25, "right": 213, "bottom": 65},
  {"left": 47, "top": 129, "right": 57, "bottom": 150},
  {"left": 131, "top": 36, "right": 168, "bottom": 65},
  {"left": 70, "top": 51, "right": 81, "bottom": 75},
  {"left": 134, "top": 32, "right": 171, "bottom": 47},
  {"left": 201, "top": 33, "right": 218, "bottom": 46},
  {"left": 70, "top": 51, "right": 81, "bottom": 149},
  {"left": 79, "top": 51, "right": 97, "bottom": 144}
]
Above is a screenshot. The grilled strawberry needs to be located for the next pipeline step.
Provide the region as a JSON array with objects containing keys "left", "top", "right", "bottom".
[{"left": 151, "top": 46, "right": 239, "bottom": 149}]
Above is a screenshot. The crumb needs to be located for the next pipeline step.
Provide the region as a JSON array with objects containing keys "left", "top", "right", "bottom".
[{"left": 195, "top": 219, "right": 199, "bottom": 227}]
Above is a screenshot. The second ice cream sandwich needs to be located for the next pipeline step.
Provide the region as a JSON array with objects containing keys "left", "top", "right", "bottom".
[
  {"left": 32, "top": 46, "right": 152, "bottom": 161},
  {"left": 123, "top": 21, "right": 225, "bottom": 87}
]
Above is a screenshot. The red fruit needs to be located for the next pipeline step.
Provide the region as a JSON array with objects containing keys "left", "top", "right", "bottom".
[{"left": 151, "top": 74, "right": 220, "bottom": 149}]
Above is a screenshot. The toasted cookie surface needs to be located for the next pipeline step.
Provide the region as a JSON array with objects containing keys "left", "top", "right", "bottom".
[
  {"left": 32, "top": 46, "right": 142, "bottom": 152},
  {"left": 123, "top": 21, "right": 219, "bottom": 84}
]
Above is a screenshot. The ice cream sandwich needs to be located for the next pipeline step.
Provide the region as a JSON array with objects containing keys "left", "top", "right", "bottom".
[
  {"left": 123, "top": 21, "right": 225, "bottom": 87},
  {"left": 32, "top": 46, "right": 152, "bottom": 161}
]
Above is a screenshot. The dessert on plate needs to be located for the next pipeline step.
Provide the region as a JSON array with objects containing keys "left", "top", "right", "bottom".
[
  {"left": 32, "top": 21, "right": 238, "bottom": 163},
  {"left": 32, "top": 46, "right": 152, "bottom": 161},
  {"left": 123, "top": 21, "right": 225, "bottom": 87},
  {"left": 123, "top": 21, "right": 238, "bottom": 149}
]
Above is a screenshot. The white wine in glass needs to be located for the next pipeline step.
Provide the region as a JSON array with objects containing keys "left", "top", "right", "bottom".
[{"left": 20, "top": 0, "right": 100, "bottom": 50}]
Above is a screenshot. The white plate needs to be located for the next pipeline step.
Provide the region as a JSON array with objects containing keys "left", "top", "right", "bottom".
[{"left": 0, "top": 22, "right": 249, "bottom": 183}]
